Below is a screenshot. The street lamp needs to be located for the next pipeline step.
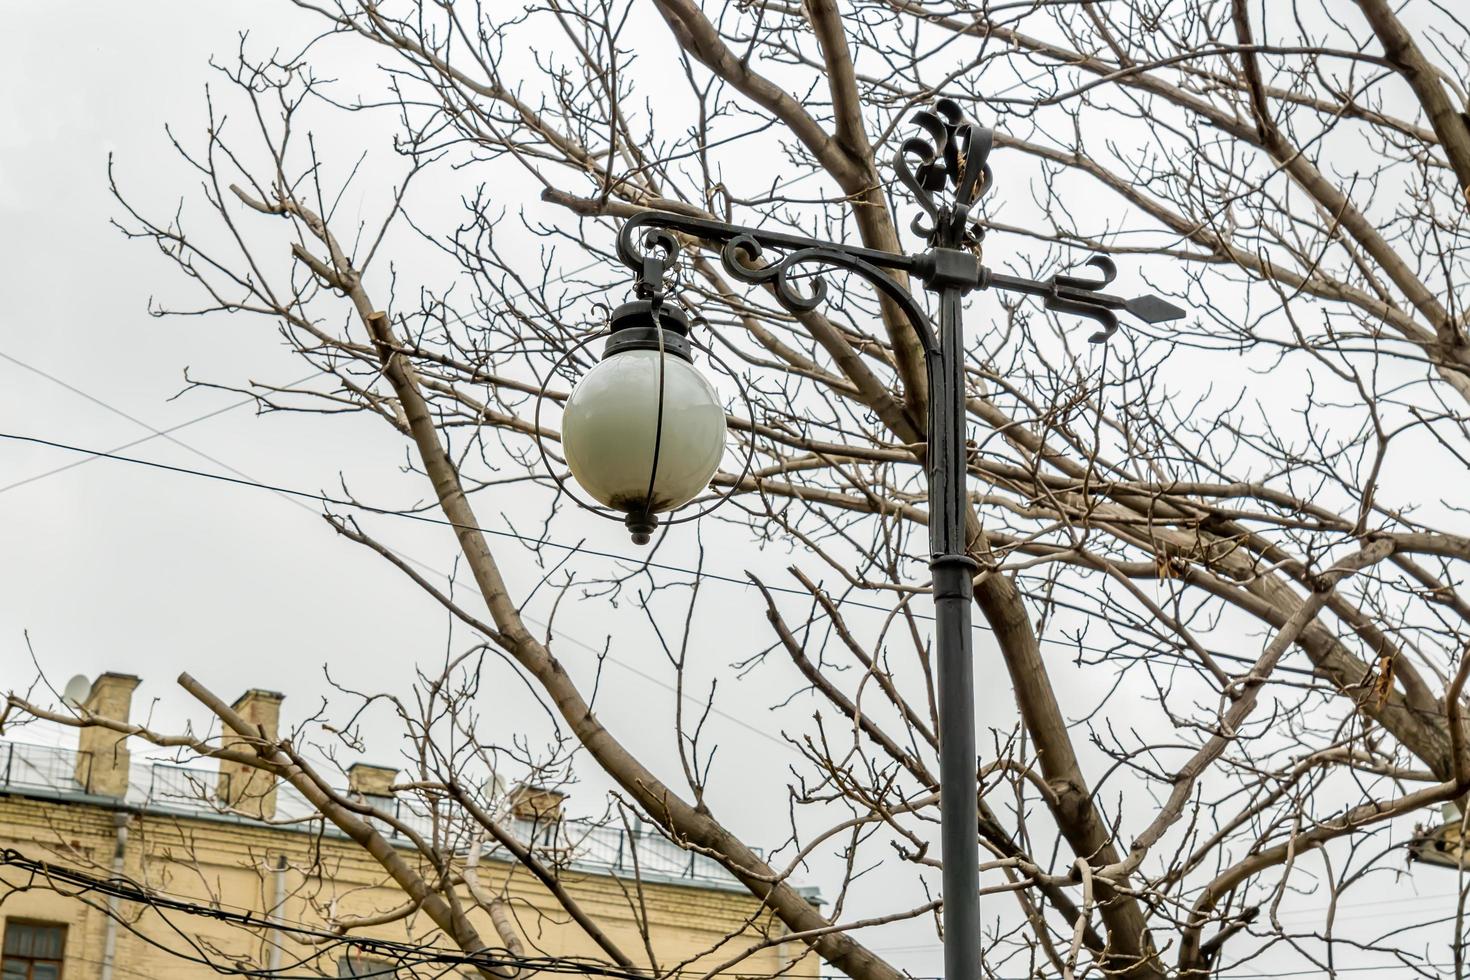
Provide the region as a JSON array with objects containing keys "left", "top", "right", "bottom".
[
  {"left": 557, "top": 99, "right": 1184, "bottom": 979},
  {"left": 560, "top": 297, "right": 728, "bottom": 544}
]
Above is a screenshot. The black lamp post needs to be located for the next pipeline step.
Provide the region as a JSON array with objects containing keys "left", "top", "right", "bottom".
[{"left": 558, "top": 99, "right": 1184, "bottom": 978}]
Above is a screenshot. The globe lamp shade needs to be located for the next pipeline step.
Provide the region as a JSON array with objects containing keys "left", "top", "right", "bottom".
[{"left": 561, "top": 301, "right": 727, "bottom": 544}]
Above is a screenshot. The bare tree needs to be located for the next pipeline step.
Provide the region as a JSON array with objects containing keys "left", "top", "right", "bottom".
[{"left": 9, "top": 0, "right": 1470, "bottom": 976}]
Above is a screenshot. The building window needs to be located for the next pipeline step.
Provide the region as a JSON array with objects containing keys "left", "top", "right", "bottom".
[
  {"left": 2, "top": 922, "right": 66, "bottom": 980},
  {"left": 336, "top": 954, "right": 395, "bottom": 979}
]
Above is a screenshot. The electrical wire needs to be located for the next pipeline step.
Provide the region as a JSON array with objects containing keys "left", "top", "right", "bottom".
[
  {"left": 0, "top": 430, "right": 924, "bottom": 616},
  {"left": 0, "top": 848, "right": 638, "bottom": 980},
  {"left": 0, "top": 367, "right": 804, "bottom": 755},
  {"left": 0, "top": 427, "right": 1329, "bottom": 685},
  {"left": 4, "top": 848, "right": 1455, "bottom": 980},
  {"left": 0, "top": 358, "right": 326, "bottom": 496},
  {"left": 3, "top": 848, "right": 954, "bottom": 980}
]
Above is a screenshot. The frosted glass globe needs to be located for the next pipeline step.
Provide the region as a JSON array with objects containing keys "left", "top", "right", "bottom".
[{"left": 562, "top": 348, "right": 727, "bottom": 521}]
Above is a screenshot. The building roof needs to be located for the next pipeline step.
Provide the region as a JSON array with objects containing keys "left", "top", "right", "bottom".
[{"left": 0, "top": 737, "right": 818, "bottom": 902}]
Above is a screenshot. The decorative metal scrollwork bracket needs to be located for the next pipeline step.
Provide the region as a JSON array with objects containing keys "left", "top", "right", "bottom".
[
  {"left": 615, "top": 208, "right": 943, "bottom": 353},
  {"left": 611, "top": 100, "right": 1184, "bottom": 346}
]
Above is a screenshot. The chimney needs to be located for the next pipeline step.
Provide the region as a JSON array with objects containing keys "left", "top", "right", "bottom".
[
  {"left": 508, "top": 784, "right": 565, "bottom": 823},
  {"left": 217, "top": 689, "right": 284, "bottom": 819},
  {"left": 76, "top": 673, "right": 140, "bottom": 797},
  {"left": 347, "top": 763, "right": 397, "bottom": 803}
]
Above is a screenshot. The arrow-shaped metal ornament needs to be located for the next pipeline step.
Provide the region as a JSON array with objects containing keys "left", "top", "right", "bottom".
[
  {"left": 1124, "top": 293, "right": 1186, "bottom": 325},
  {"left": 984, "top": 255, "right": 1186, "bottom": 342}
]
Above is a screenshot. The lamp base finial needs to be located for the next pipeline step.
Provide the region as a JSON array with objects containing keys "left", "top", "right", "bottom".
[{"left": 625, "top": 510, "right": 657, "bottom": 546}]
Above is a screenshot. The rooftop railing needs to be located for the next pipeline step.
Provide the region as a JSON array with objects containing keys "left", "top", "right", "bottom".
[
  {"left": 1, "top": 741, "right": 91, "bottom": 794},
  {"left": 1, "top": 739, "right": 744, "bottom": 887},
  {"left": 147, "top": 760, "right": 227, "bottom": 805}
]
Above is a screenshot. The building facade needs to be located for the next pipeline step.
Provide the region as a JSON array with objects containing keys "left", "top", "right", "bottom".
[{"left": 0, "top": 674, "right": 818, "bottom": 980}]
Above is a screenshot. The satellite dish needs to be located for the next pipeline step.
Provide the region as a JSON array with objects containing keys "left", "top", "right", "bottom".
[
  {"left": 478, "top": 771, "right": 509, "bottom": 816},
  {"left": 482, "top": 771, "right": 507, "bottom": 798},
  {"left": 61, "top": 674, "right": 91, "bottom": 709}
]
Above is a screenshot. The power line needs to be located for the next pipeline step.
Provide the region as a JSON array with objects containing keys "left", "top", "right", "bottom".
[
  {"left": 8, "top": 408, "right": 1288, "bottom": 769},
  {"left": 0, "top": 356, "right": 325, "bottom": 496},
  {"left": 0, "top": 239, "right": 804, "bottom": 757},
  {"left": 0, "top": 152, "right": 831, "bottom": 504},
  {"left": 0, "top": 848, "right": 662, "bottom": 980},
  {"left": 0, "top": 157, "right": 840, "bottom": 499},
  {"left": 0, "top": 426, "right": 1329, "bottom": 683},
  {"left": 7, "top": 845, "right": 1455, "bottom": 980},
  {"left": 0, "top": 374, "right": 327, "bottom": 495},
  {"left": 0, "top": 371, "right": 809, "bottom": 751},
  {"left": 0, "top": 422, "right": 798, "bottom": 752},
  {"left": 0, "top": 429, "right": 926, "bottom": 619}
]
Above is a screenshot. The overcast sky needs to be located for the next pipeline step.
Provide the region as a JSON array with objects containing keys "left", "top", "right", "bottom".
[{"left": 4, "top": 3, "right": 1468, "bottom": 978}]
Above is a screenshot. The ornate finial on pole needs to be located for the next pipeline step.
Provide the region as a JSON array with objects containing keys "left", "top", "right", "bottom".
[{"left": 894, "top": 98, "right": 995, "bottom": 250}]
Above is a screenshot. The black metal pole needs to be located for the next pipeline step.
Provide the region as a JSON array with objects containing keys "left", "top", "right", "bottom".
[{"left": 926, "top": 273, "right": 982, "bottom": 980}]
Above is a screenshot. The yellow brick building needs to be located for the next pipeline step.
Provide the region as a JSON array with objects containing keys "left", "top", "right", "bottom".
[
  {"left": 1409, "top": 803, "right": 1470, "bottom": 871},
  {"left": 1, "top": 674, "right": 820, "bottom": 980}
]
